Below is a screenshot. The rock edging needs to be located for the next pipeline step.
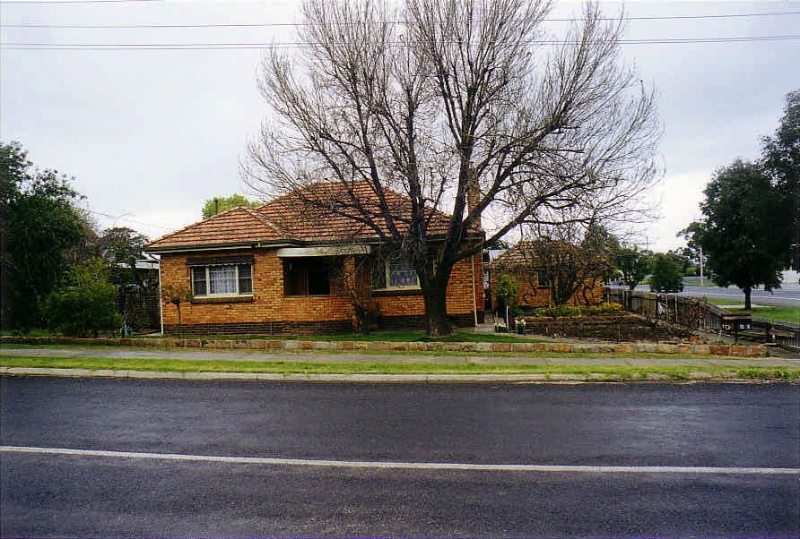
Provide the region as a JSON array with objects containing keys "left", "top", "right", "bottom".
[{"left": 0, "top": 336, "right": 767, "bottom": 357}]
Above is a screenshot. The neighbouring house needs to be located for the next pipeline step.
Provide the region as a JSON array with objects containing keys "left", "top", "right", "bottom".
[
  {"left": 146, "top": 182, "right": 484, "bottom": 336},
  {"left": 488, "top": 240, "right": 604, "bottom": 312}
]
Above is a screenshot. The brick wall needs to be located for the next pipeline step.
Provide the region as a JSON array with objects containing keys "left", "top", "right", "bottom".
[{"left": 159, "top": 248, "right": 484, "bottom": 335}]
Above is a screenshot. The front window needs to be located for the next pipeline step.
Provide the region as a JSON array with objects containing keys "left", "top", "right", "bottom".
[
  {"left": 373, "top": 255, "right": 420, "bottom": 290},
  {"left": 192, "top": 264, "right": 252, "bottom": 297}
]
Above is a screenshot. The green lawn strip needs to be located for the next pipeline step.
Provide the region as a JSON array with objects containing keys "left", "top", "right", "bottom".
[
  {"left": 1, "top": 356, "right": 798, "bottom": 381},
  {"left": 0, "top": 345, "right": 769, "bottom": 360},
  {"left": 689, "top": 298, "right": 799, "bottom": 324}
]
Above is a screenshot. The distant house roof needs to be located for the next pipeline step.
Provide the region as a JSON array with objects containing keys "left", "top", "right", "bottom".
[
  {"left": 490, "top": 240, "right": 576, "bottom": 270},
  {"left": 146, "top": 181, "right": 482, "bottom": 253}
]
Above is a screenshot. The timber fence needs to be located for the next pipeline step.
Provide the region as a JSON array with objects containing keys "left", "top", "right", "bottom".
[{"left": 603, "top": 287, "right": 799, "bottom": 354}]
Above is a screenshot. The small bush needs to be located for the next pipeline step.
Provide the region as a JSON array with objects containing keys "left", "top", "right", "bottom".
[
  {"left": 44, "top": 260, "right": 122, "bottom": 337},
  {"left": 532, "top": 305, "right": 582, "bottom": 318}
]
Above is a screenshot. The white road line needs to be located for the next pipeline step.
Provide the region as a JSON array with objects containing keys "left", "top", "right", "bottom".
[{"left": 2, "top": 445, "right": 798, "bottom": 475}]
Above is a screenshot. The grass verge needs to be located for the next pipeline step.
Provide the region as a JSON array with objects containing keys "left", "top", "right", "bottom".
[
  {"left": 701, "top": 299, "right": 800, "bottom": 324},
  {"left": 1, "top": 357, "right": 798, "bottom": 381}
]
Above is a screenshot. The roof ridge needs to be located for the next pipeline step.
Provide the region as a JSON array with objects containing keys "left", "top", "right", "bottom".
[{"left": 243, "top": 206, "right": 288, "bottom": 237}]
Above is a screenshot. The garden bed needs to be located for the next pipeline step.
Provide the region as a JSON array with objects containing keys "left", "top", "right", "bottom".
[{"left": 519, "top": 313, "right": 694, "bottom": 342}]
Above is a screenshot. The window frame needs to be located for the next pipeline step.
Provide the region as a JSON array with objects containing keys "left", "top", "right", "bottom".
[
  {"left": 191, "top": 263, "right": 253, "bottom": 298},
  {"left": 373, "top": 255, "right": 420, "bottom": 291}
]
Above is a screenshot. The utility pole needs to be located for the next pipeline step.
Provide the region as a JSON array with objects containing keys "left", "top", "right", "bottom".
[{"left": 699, "top": 246, "right": 704, "bottom": 286}]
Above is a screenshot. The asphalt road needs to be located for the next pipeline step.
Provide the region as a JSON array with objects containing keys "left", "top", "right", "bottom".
[
  {"left": 619, "top": 282, "right": 800, "bottom": 308},
  {"left": 682, "top": 284, "right": 800, "bottom": 308},
  {"left": 1, "top": 377, "right": 798, "bottom": 537}
]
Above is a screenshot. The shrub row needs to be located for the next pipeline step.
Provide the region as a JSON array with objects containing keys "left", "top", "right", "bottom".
[{"left": 527, "top": 302, "right": 625, "bottom": 318}]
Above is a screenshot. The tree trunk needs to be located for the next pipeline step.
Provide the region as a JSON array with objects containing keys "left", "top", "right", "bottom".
[
  {"left": 743, "top": 286, "right": 752, "bottom": 311},
  {"left": 423, "top": 283, "right": 452, "bottom": 337}
]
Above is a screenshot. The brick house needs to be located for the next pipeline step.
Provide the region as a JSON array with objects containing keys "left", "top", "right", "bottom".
[
  {"left": 146, "top": 182, "right": 484, "bottom": 335},
  {"left": 488, "top": 240, "right": 604, "bottom": 312}
]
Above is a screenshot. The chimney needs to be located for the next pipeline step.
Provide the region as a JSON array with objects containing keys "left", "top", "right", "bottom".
[{"left": 467, "top": 168, "right": 481, "bottom": 229}]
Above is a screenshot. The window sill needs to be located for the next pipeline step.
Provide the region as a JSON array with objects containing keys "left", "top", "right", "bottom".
[
  {"left": 373, "top": 288, "right": 423, "bottom": 297},
  {"left": 192, "top": 295, "right": 254, "bottom": 304}
]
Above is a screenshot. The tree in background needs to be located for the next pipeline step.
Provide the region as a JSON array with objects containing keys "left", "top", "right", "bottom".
[
  {"left": 666, "top": 249, "right": 692, "bottom": 276},
  {"left": 201, "top": 194, "right": 260, "bottom": 219},
  {"left": 244, "top": 0, "right": 660, "bottom": 336},
  {"left": 649, "top": 252, "right": 684, "bottom": 293},
  {"left": 44, "top": 259, "right": 121, "bottom": 337},
  {"left": 677, "top": 224, "right": 708, "bottom": 278},
  {"left": 1, "top": 141, "right": 88, "bottom": 330},
  {"left": 762, "top": 89, "right": 799, "bottom": 271},
  {"left": 687, "top": 160, "right": 792, "bottom": 310},
  {"left": 614, "top": 247, "right": 651, "bottom": 290},
  {"left": 99, "top": 227, "right": 149, "bottom": 285}
]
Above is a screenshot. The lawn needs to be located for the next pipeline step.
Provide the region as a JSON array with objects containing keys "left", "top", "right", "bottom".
[{"left": 702, "top": 298, "right": 799, "bottom": 324}]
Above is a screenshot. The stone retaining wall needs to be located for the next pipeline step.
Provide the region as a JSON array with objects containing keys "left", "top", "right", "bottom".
[{"left": 0, "top": 336, "right": 767, "bottom": 357}]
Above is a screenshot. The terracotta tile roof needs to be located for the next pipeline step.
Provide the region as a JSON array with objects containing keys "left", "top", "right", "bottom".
[
  {"left": 146, "top": 206, "right": 286, "bottom": 252},
  {"left": 490, "top": 240, "right": 582, "bottom": 270},
  {"left": 147, "top": 181, "right": 482, "bottom": 252}
]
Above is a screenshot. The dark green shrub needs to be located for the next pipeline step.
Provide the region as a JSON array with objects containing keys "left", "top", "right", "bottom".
[{"left": 44, "top": 260, "right": 122, "bottom": 337}]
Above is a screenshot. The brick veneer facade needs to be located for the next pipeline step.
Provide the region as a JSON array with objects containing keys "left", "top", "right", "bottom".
[{"left": 160, "top": 248, "right": 484, "bottom": 335}]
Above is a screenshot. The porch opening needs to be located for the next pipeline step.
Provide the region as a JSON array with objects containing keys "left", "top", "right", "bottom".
[{"left": 283, "top": 257, "right": 336, "bottom": 296}]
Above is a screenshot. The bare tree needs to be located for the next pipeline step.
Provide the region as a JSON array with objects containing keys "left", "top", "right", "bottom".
[
  {"left": 244, "top": 0, "right": 660, "bottom": 336},
  {"left": 515, "top": 222, "right": 612, "bottom": 308}
]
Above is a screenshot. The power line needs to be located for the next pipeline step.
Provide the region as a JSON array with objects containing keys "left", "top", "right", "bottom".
[
  {"left": 1, "top": 0, "right": 160, "bottom": 4},
  {"left": 4, "top": 35, "right": 800, "bottom": 50},
  {"left": 3, "top": 10, "right": 800, "bottom": 29},
  {"left": 87, "top": 208, "right": 174, "bottom": 232}
]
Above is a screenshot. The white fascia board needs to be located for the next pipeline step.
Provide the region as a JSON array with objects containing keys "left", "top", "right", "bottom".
[{"left": 276, "top": 245, "right": 371, "bottom": 258}]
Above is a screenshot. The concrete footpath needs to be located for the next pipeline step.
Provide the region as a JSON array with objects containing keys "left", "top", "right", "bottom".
[{"left": 1, "top": 346, "right": 799, "bottom": 383}]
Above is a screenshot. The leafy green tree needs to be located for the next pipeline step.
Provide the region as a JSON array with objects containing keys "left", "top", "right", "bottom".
[
  {"left": 649, "top": 253, "right": 684, "bottom": 293},
  {"left": 666, "top": 249, "right": 692, "bottom": 276},
  {"left": 762, "top": 89, "right": 799, "bottom": 270},
  {"left": 614, "top": 247, "right": 651, "bottom": 290},
  {"left": 44, "top": 259, "right": 122, "bottom": 337},
  {"left": 495, "top": 274, "right": 518, "bottom": 315},
  {"left": 99, "top": 227, "right": 149, "bottom": 285},
  {"left": 1, "top": 141, "right": 87, "bottom": 330},
  {"left": 687, "top": 160, "right": 792, "bottom": 310},
  {"left": 201, "top": 194, "right": 260, "bottom": 219}
]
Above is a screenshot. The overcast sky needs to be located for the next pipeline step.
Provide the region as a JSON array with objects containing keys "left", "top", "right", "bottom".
[{"left": 2, "top": 0, "right": 798, "bottom": 252}]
